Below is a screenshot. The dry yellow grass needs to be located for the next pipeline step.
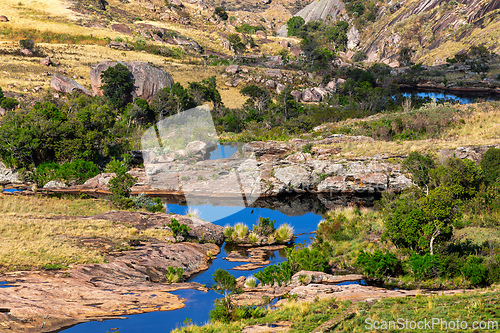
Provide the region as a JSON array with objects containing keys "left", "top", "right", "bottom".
[
  {"left": 0, "top": 214, "right": 125, "bottom": 270},
  {"left": 0, "top": 194, "right": 113, "bottom": 216},
  {"left": 317, "top": 101, "right": 500, "bottom": 158}
]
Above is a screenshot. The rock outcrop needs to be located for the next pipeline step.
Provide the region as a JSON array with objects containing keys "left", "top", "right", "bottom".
[
  {"left": 0, "top": 162, "right": 20, "bottom": 185},
  {"left": 50, "top": 74, "right": 93, "bottom": 96},
  {"left": 277, "top": 0, "right": 345, "bottom": 36},
  {"left": 90, "top": 61, "right": 174, "bottom": 102}
]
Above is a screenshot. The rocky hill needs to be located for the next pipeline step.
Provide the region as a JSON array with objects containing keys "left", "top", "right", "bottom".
[{"left": 355, "top": 0, "right": 500, "bottom": 65}]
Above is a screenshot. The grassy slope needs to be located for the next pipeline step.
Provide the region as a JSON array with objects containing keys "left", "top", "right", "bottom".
[
  {"left": 173, "top": 287, "right": 500, "bottom": 332},
  {"left": 0, "top": 194, "right": 173, "bottom": 271},
  {"left": 314, "top": 101, "right": 500, "bottom": 158},
  {"left": 0, "top": 0, "right": 253, "bottom": 108}
]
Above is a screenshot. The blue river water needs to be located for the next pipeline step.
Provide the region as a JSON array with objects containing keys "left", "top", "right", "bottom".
[
  {"left": 401, "top": 91, "right": 499, "bottom": 104},
  {"left": 61, "top": 203, "right": 323, "bottom": 333}
]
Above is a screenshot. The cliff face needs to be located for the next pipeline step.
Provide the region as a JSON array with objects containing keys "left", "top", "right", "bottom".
[{"left": 359, "top": 0, "right": 500, "bottom": 64}]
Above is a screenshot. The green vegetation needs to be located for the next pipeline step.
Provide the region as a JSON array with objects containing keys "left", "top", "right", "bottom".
[
  {"left": 100, "top": 63, "right": 134, "bottom": 109},
  {"left": 166, "top": 266, "right": 184, "bottom": 283},
  {"left": 213, "top": 6, "right": 228, "bottom": 21},
  {"left": 33, "top": 159, "right": 99, "bottom": 186},
  {"left": 168, "top": 218, "right": 191, "bottom": 241},
  {"left": 106, "top": 154, "right": 138, "bottom": 207}
]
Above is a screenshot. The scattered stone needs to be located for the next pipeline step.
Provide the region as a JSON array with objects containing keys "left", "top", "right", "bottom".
[
  {"left": 0, "top": 15, "right": 9, "bottom": 22},
  {"left": 43, "top": 180, "right": 67, "bottom": 188},
  {"left": 111, "top": 24, "right": 132, "bottom": 35},
  {"left": 51, "top": 73, "right": 93, "bottom": 96},
  {"left": 265, "top": 79, "right": 276, "bottom": 89},
  {"left": 221, "top": 39, "right": 232, "bottom": 50},
  {"left": 301, "top": 88, "right": 322, "bottom": 102},
  {"left": 265, "top": 68, "right": 282, "bottom": 79},
  {"left": 289, "top": 271, "right": 364, "bottom": 286},
  {"left": 337, "top": 78, "right": 346, "bottom": 85},
  {"left": 225, "top": 65, "right": 241, "bottom": 74},
  {"left": 0, "top": 107, "right": 5, "bottom": 116},
  {"left": 20, "top": 48, "right": 34, "bottom": 56},
  {"left": 232, "top": 263, "right": 267, "bottom": 271},
  {"left": 326, "top": 81, "right": 337, "bottom": 91},
  {"left": 276, "top": 83, "right": 285, "bottom": 95},
  {"left": 40, "top": 57, "right": 52, "bottom": 66},
  {"left": 291, "top": 90, "right": 302, "bottom": 102},
  {"left": 171, "top": 0, "right": 183, "bottom": 6},
  {"left": 256, "top": 30, "right": 267, "bottom": 39},
  {"left": 108, "top": 41, "right": 131, "bottom": 50},
  {"left": 278, "top": 39, "right": 290, "bottom": 48}
]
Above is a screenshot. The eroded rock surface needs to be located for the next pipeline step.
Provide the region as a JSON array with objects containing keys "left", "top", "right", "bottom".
[{"left": 50, "top": 74, "right": 93, "bottom": 96}]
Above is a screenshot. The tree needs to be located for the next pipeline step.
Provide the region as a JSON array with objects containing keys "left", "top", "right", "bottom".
[
  {"left": 188, "top": 76, "right": 223, "bottom": 112},
  {"left": 240, "top": 85, "right": 270, "bottom": 113},
  {"left": 1, "top": 97, "right": 19, "bottom": 111},
  {"left": 228, "top": 34, "right": 246, "bottom": 54},
  {"left": 150, "top": 83, "right": 196, "bottom": 119},
  {"left": 402, "top": 151, "right": 435, "bottom": 193},
  {"left": 399, "top": 46, "right": 414, "bottom": 67},
  {"left": 210, "top": 269, "right": 238, "bottom": 322},
  {"left": 287, "top": 16, "right": 305, "bottom": 37},
  {"left": 214, "top": 6, "right": 228, "bottom": 21},
  {"left": 429, "top": 157, "right": 482, "bottom": 199},
  {"left": 383, "top": 186, "right": 459, "bottom": 255},
  {"left": 481, "top": 147, "right": 500, "bottom": 185},
  {"left": 100, "top": 63, "right": 134, "bottom": 109},
  {"left": 106, "top": 154, "right": 137, "bottom": 207}
]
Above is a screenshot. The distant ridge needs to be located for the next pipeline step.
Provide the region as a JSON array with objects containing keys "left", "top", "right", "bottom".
[{"left": 277, "top": 0, "right": 346, "bottom": 37}]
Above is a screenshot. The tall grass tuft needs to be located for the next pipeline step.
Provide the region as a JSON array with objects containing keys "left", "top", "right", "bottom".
[
  {"left": 234, "top": 223, "right": 248, "bottom": 240},
  {"left": 275, "top": 224, "right": 294, "bottom": 243},
  {"left": 223, "top": 225, "right": 234, "bottom": 239},
  {"left": 244, "top": 275, "right": 257, "bottom": 288},
  {"left": 248, "top": 232, "right": 259, "bottom": 244}
]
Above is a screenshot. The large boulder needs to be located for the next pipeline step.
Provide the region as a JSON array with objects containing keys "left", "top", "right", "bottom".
[
  {"left": 90, "top": 61, "right": 174, "bottom": 102},
  {"left": 0, "top": 15, "right": 9, "bottom": 22},
  {"left": 51, "top": 74, "right": 93, "bottom": 96},
  {"left": 0, "top": 162, "right": 20, "bottom": 185}
]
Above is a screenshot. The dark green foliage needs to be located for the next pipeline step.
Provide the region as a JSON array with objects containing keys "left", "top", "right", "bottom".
[
  {"left": 240, "top": 85, "right": 270, "bottom": 113},
  {"left": 1, "top": 97, "right": 19, "bottom": 110},
  {"left": 461, "top": 255, "right": 487, "bottom": 286},
  {"left": 214, "top": 6, "right": 228, "bottom": 20},
  {"left": 286, "top": 16, "right": 305, "bottom": 37},
  {"left": 399, "top": 46, "right": 414, "bottom": 66},
  {"left": 19, "top": 39, "right": 35, "bottom": 50},
  {"left": 228, "top": 34, "right": 246, "bottom": 54},
  {"left": 356, "top": 251, "right": 403, "bottom": 280},
  {"left": 106, "top": 154, "right": 137, "bottom": 206},
  {"left": 480, "top": 147, "right": 500, "bottom": 185},
  {"left": 407, "top": 253, "right": 442, "bottom": 280},
  {"left": 429, "top": 157, "right": 482, "bottom": 198},
  {"left": 235, "top": 23, "right": 264, "bottom": 34},
  {"left": 0, "top": 87, "right": 4, "bottom": 101},
  {"left": 34, "top": 159, "right": 99, "bottom": 186},
  {"left": 352, "top": 50, "right": 367, "bottom": 62},
  {"left": 316, "top": 213, "right": 353, "bottom": 242},
  {"left": 324, "top": 21, "right": 349, "bottom": 50},
  {"left": 254, "top": 260, "right": 294, "bottom": 286},
  {"left": 100, "top": 63, "right": 134, "bottom": 109},
  {"left": 188, "top": 76, "right": 223, "bottom": 112},
  {"left": 166, "top": 266, "right": 184, "bottom": 283},
  {"left": 213, "top": 268, "right": 237, "bottom": 296},
  {"left": 124, "top": 98, "right": 155, "bottom": 125},
  {"left": 402, "top": 151, "right": 435, "bottom": 189},
  {"left": 150, "top": 83, "right": 197, "bottom": 118},
  {"left": 168, "top": 218, "right": 191, "bottom": 240},
  {"left": 252, "top": 217, "right": 275, "bottom": 237}
]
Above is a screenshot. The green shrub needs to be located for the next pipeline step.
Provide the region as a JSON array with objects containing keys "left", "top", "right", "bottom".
[
  {"left": 254, "top": 260, "right": 293, "bottom": 286},
  {"left": 34, "top": 159, "right": 99, "bottom": 186},
  {"left": 461, "top": 255, "right": 487, "bottom": 286},
  {"left": 480, "top": 147, "right": 500, "bottom": 185},
  {"left": 166, "top": 266, "right": 183, "bottom": 283},
  {"left": 252, "top": 217, "right": 275, "bottom": 237},
  {"left": 356, "top": 250, "right": 403, "bottom": 280},
  {"left": 131, "top": 193, "right": 164, "bottom": 212},
  {"left": 168, "top": 218, "right": 191, "bottom": 241},
  {"left": 1, "top": 97, "right": 19, "bottom": 110},
  {"left": 223, "top": 226, "right": 234, "bottom": 238},
  {"left": 214, "top": 6, "right": 228, "bottom": 20},
  {"left": 19, "top": 38, "right": 35, "bottom": 50},
  {"left": 407, "top": 253, "right": 442, "bottom": 280},
  {"left": 302, "top": 143, "right": 313, "bottom": 154},
  {"left": 287, "top": 246, "right": 329, "bottom": 272}
]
